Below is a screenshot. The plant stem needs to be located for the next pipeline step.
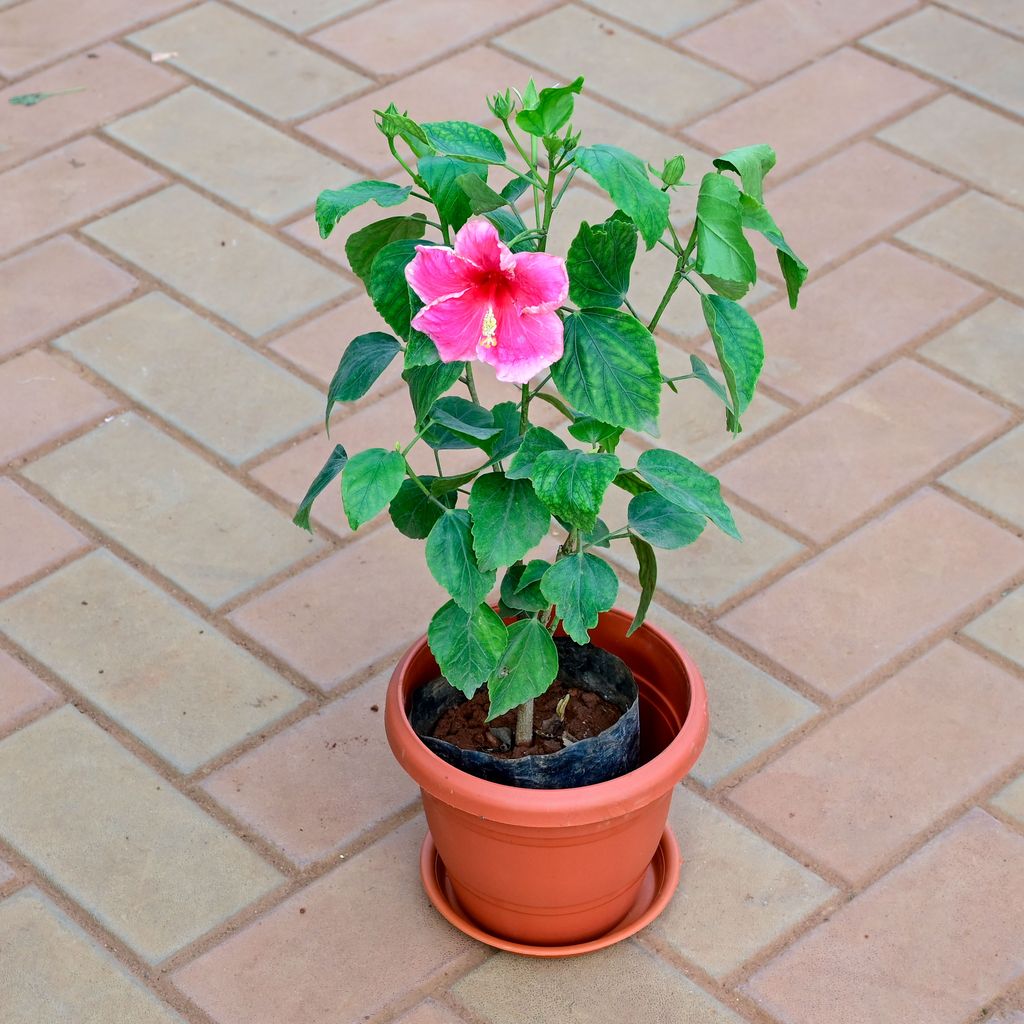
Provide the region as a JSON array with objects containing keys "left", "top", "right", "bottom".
[
  {"left": 402, "top": 456, "right": 448, "bottom": 510},
  {"left": 464, "top": 364, "right": 480, "bottom": 404},
  {"left": 551, "top": 166, "right": 577, "bottom": 210},
  {"left": 515, "top": 700, "right": 534, "bottom": 746},
  {"left": 388, "top": 136, "right": 426, "bottom": 190},
  {"left": 519, "top": 383, "right": 531, "bottom": 433},
  {"left": 647, "top": 258, "right": 684, "bottom": 334}
]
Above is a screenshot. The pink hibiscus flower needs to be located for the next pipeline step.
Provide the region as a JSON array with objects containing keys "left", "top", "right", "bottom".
[{"left": 405, "top": 218, "right": 569, "bottom": 385}]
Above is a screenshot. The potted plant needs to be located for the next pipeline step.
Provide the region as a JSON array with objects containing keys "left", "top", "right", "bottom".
[{"left": 294, "top": 76, "right": 805, "bottom": 955}]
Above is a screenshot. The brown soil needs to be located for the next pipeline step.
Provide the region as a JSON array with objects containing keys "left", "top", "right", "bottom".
[{"left": 430, "top": 679, "right": 623, "bottom": 759}]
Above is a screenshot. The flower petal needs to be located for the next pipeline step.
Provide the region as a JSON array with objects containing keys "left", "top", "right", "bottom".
[
  {"left": 405, "top": 244, "right": 472, "bottom": 305},
  {"left": 511, "top": 251, "right": 569, "bottom": 312},
  {"left": 412, "top": 289, "right": 488, "bottom": 363},
  {"left": 454, "top": 218, "right": 514, "bottom": 274},
  {"left": 478, "top": 308, "right": 564, "bottom": 384}
]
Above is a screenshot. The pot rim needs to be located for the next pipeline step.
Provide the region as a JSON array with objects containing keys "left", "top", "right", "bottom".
[{"left": 385, "top": 607, "right": 709, "bottom": 827}]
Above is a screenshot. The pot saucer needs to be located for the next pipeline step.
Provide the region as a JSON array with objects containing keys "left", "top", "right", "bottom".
[{"left": 419, "top": 827, "right": 680, "bottom": 958}]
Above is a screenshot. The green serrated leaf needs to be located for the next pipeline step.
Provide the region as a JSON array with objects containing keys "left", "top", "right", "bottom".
[
  {"left": 369, "top": 238, "right": 428, "bottom": 339},
  {"left": 701, "top": 293, "right": 764, "bottom": 434},
  {"left": 389, "top": 476, "right": 455, "bottom": 539},
  {"left": 566, "top": 216, "right": 637, "bottom": 309},
  {"left": 694, "top": 173, "right": 756, "bottom": 293},
  {"left": 345, "top": 214, "right": 426, "bottom": 286},
  {"left": 712, "top": 144, "right": 776, "bottom": 204},
  {"left": 517, "top": 558, "right": 551, "bottom": 591},
  {"left": 325, "top": 333, "right": 402, "bottom": 427},
  {"left": 456, "top": 174, "right": 510, "bottom": 214},
  {"left": 738, "top": 194, "right": 807, "bottom": 308},
  {"left": 484, "top": 204, "right": 536, "bottom": 251},
  {"left": 421, "top": 121, "right": 507, "bottom": 164},
  {"left": 425, "top": 396, "right": 500, "bottom": 450},
  {"left": 573, "top": 144, "right": 669, "bottom": 249},
  {"left": 506, "top": 426, "right": 568, "bottom": 480},
  {"left": 568, "top": 416, "right": 624, "bottom": 450},
  {"left": 531, "top": 449, "right": 620, "bottom": 533},
  {"left": 486, "top": 617, "right": 558, "bottom": 720},
  {"left": 405, "top": 359, "right": 466, "bottom": 423},
  {"left": 404, "top": 326, "right": 440, "bottom": 368},
  {"left": 292, "top": 445, "right": 347, "bottom": 532},
  {"left": 469, "top": 474, "right": 550, "bottom": 571},
  {"left": 341, "top": 448, "right": 406, "bottom": 531},
  {"left": 315, "top": 181, "right": 413, "bottom": 240},
  {"left": 636, "top": 448, "right": 739, "bottom": 540},
  {"left": 626, "top": 535, "right": 657, "bottom": 637},
  {"left": 426, "top": 509, "right": 496, "bottom": 611},
  {"left": 514, "top": 76, "right": 584, "bottom": 138},
  {"left": 540, "top": 552, "right": 618, "bottom": 645},
  {"left": 501, "top": 176, "right": 532, "bottom": 203},
  {"left": 500, "top": 562, "right": 548, "bottom": 613},
  {"left": 553, "top": 309, "right": 661, "bottom": 434},
  {"left": 627, "top": 491, "right": 705, "bottom": 549},
  {"left": 483, "top": 401, "right": 523, "bottom": 461},
  {"left": 688, "top": 354, "right": 729, "bottom": 407},
  {"left": 428, "top": 601, "right": 508, "bottom": 698},
  {"left": 420, "top": 156, "right": 485, "bottom": 231}
]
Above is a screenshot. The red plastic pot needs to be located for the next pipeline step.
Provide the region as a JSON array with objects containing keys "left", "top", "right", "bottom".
[{"left": 385, "top": 607, "right": 709, "bottom": 949}]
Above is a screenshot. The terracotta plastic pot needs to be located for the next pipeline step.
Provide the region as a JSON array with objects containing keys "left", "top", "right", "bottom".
[{"left": 384, "top": 607, "right": 709, "bottom": 948}]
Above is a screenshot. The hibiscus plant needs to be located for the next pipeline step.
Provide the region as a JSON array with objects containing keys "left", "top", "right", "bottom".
[{"left": 294, "top": 77, "right": 806, "bottom": 745}]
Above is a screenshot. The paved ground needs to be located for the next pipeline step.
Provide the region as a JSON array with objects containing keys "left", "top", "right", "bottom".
[{"left": 1, "top": 0, "right": 1023, "bottom": 1021}]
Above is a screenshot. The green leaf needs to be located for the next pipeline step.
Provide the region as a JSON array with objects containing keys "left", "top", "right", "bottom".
[
  {"left": 540, "top": 552, "right": 618, "bottom": 645},
  {"left": 425, "top": 396, "right": 500, "bottom": 450},
  {"left": 368, "top": 238, "right": 426, "bottom": 338},
  {"left": 636, "top": 449, "right": 740, "bottom": 540},
  {"left": 405, "top": 360, "right": 465, "bottom": 423},
  {"left": 573, "top": 145, "right": 669, "bottom": 249},
  {"left": 483, "top": 401, "right": 523, "bottom": 461},
  {"left": 428, "top": 601, "right": 508, "bottom": 698},
  {"left": 627, "top": 491, "right": 705, "bottom": 549},
  {"left": 421, "top": 121, "right": 507, "bottom": 164},
  {"left": 425, "top": 510, "right": 496, "bottom": 611},
  {"left": 566, "top": 216, "right": 637, "bottom": 309},
  {"left": 688, "top": 354, "right": 729, "bottom": 407},
  {"left": 626, "top": 535, "right": 657, "bottom": 637},
  {"left": 694, "top": 173, "right": 756, "bottom": 293},
  {"left": 701, "top": 293, "right": 764, "bottom": 434},
  {"left": 389, "top": 476, "right": 454, "bottom": 539},
  {"left": 583, "top": 518, "right": 612, "bottom": 548},
  {"left": 484, "top": 205, "right": 536, "bottom": 251},
  {"left": 486, "top": 617, "right": 558, "bottom": 720},
  {"left": 404, "top": 326, "right": 440, "bottom": 368},
  {"left": 375, "top": 104, "right": 430, "bottom": 147},
  {"left": 420, "top": 156, "right": 485, "bottom": 231},
  {"left": 568, "top": 416, "right": 623, "bottom": 450},
  {"left": 531, "top": 449, "right": 620, "bottom": 532},
  {"left": 517, "top": 558, "right": 551, "bottom": 591},
  {"left": 514, "top": 76, "right": 584, "bottom": 137},
  {"left": 502, "top": 176, "right": 532, "bottom": 203},
  {"left": 315, "top": 181, "right": 413, "bottom": 239},
  {"left": 469, "top": 473, "right": 550, "bottom": 571},
  {"left": 554, "top": 309, "right": 661, "bottom": 434},
  {"left": 456, "top": 174, "right": 510, "bottom": 214},
  {"left": 341, "top": 448, "right": 406, "bottom": 531},
  {"left": 739, "top": 194, "right": 807, "bottom": 308},
  {"left": 325, "top": 333, "right": 402, "bottom": 426},
  {"left": 506, "top": 426, "right": 567, "bottom": 480},
  {"left": 712, "top": 144, "right": 776, "bottom": 204},
  {"left": 9, "top": 87, "right": 84, "bottom": 107},
  {"left": 345, "top": 214, "right": 426, "bottom": 286},
  {"left": 292, "top": 445, "right": 347, "bottom": 532},
  {"left": 500, "top": 562, "right": 548, "bottom": 613}
]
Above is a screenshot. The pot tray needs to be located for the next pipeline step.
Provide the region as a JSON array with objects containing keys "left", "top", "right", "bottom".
[{"left": 419, "top": 827, "right": 681, "bottom": 958}]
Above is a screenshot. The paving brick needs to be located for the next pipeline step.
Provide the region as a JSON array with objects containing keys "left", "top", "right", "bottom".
[
  {"left": 758, "top": 141, "right": 957, "bottom": 270},
  {"left": 202, "top": 672, "right": 417, "bottom": 865},
  {"left": 0, "top": 44, "right": 181, "bottom": 171},
  {"left": 744, "top": 809, "right": 1024, "bottom": 1024},
  {"left": 992, "top": 773, "right": 1024, "bottom": 826},
  {"left": 0, "top": 235, "right": 136, "bottom": 357},
  {"left": 899, "top": 191, "right": 1024, "bottom": 301},
  {"left": 942, "top": 424, "right": 1024, "bottom": 529},
  {"left": 687, "top": 49, "right": 935, "bottom": 172},
  {"left": 865, "top": 7, "right": 1024, "bottom": 117},
  {"left": 230, "top": 527, "right": 442, "bottom": 690},
  {"left": 679, "top": 0, "right": 913, "bottom": 82},
  {"left": 107, "top": 87, "right": 356, "bottom": 223},
  {"left": 313, "top": 0, "right": 550, "bottom": 77},
  {"left": 395, "top": 1001, "right": 467, "bottom": 1024},
  {"left": 497, "top": 5, "right": 745, "bottom": 127},
  {"left": 0, "top": 551, "right": 305, "bottom": 773},
  {"left": 0, "top": 889, "right": 186, "bottom": 1024},
  {"left": 720, "top": 489, "right": 1024, "bottom": 697},
  {"left": 878, "top": 94, "right": 1024, "bottom": 207},
  {"left": 756, "top": 243, "right": 982, "bottom": 403},
  {"left": 920, "top": 300, "right": 1024, "bottom": 407},
  {"left": 56, "top": 293, "right": 323, "bottom": 465},
  {"left": 129, "top": 2, "right": 369, "bottom": 121},
  {"left": 22, "top": 414, "right": 321, "bottom": 609},
  {"left": 719, "top": 360, "right": 1008, "bottom": 542},
  {"left": 0, "top": 0, "right": 188, "bottom": 76},
  {"left": 300, "top": 46, "right": 540, "bottom": 176},
  {"left": 964, "top": 585, "right": 1024, "bottom": 670},
  {"left": 0, "top": 478, "right": 87, "bottom": 591},
  {"left": 732, "top": 642, "right": 1024, "bottom": 882},
  {"left": 231, "top": 0, "right": 365, "bottom": 32},
  {"left": 652, "top": 789, "right": 834, "bottom": 976},
  {"left": 0, "top": 349, "right": 115, "bottom": 463},
  {"left": 173, "top": 819, "right": 473, "bottom": 1024},
  {"left": 454, "top": 941, "right": 745, "bottom": 1023},
  {"left": 0, "top": 707, "right": 282, "bottom": 963},
  {"left": 0, "top": 137, "right": 163, "bottom": 258},
  {"left": 940, "top": 0, "right": 1024, "bottom": 36},
  {"left": 0, "top": 649, "right": 58, "bottom": 734},
  {"left": 84, "top": 186, "right": 346, "bottom": 336},
  {"left": 0, "top": 859, "right": 13, "bottom": 887},
  {"left": 587, "top": 0, "right": 735, "bottom": 36}
]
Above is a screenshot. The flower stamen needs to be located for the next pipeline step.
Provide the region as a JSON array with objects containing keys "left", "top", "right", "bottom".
[{"left": 479, "top": 306, "right": 498, "bottom": 349}]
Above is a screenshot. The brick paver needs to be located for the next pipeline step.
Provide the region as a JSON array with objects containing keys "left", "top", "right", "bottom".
[{"left": 2, "top": 3, "right": 1023, "bottom": 1022}]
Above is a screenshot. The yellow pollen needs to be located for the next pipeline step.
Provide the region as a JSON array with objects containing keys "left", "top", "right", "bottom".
[{"left": 479, "top": 306, "right": 498, "bottom": 349}]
